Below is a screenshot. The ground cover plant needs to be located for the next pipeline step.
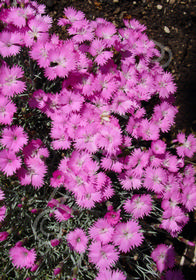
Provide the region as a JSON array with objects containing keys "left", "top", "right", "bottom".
[{"left": 0, "top": 0, "right": 196, "bottom": 279}]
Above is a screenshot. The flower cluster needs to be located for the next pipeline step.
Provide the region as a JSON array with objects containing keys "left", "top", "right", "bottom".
[{"left": 0, "top": 1, "right": 195, "bottom": 279}]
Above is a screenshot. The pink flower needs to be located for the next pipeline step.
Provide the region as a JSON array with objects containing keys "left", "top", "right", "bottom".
[
  {"left": 113, "top": 220, "right": 144, "bottom": 252},
  {"left": 88, "top": 241, "right": 119, "bottom": 269},
  {"left": 50, "top": 170, "right": 64, "bottom": 188},
  {"left": 151, "top": 140, "right": 166, "bottom": 155},
  {"left": 0, "top": 188, "right": 5, "bottom": 200},
  {"left": 0, "top": 31, "right": 22, "bottom": 57},
  {"left": 144, "top": 167, "right": 167, "bottom": 194},
  {"left": 95, "top": 268, "right": 126, "bottom": 280},
  {"left": 119, "top": 170, "right": 143, "bottom": 190},
  {"left": 156, "top": 72, "right": 177, "bottom": 99},
  {"left": 0, "top": 126, "right": 28, "bottom": 152},
  {"left": 165, "top": 269, "right": 184, "bottom": 280},
  {"left": 181, "top": 184, "right": 196, "bottom": 211},
  {"left": 89, "top": 218, "right": 114, "bottom": 244},
  {"left": 139, "top": 119, "right": 159, "bottom": 141},
  {"left": 0, "top": 64, "right": 26, "bottom": 97},
  {"left": 9, "top": 245, "right": 36, "bottom": 269},
  {"left": 160, "top": 206, "right": 189, "bottom": 237},
  {"left": 0, "top": 149, "right": 21, "bottom": 176},
  {"left": 44, "top": 42, "right": 76, "bottom": 80},
  {"left": 124, "top": 194, "right": 152, "bottom": 219},
  {"left": 17, "top": 158, "right": 47, "bottom": 188},
  {"left": 0, "top": 231, "right": 9, "bottom": 242},
  {"left": 95, "top": 22, "right": 117, "bottom": 47},
  {"left": 53, "top": 204, "right": 72, "bottom": 222},
  {"left": 66, "top": 228, "right": 88, "bottom": 253},
  {"left": 68, "top": 19, "right": 94, "bottom": 43},
  {"left": 176, "top": 133, "right": 196, "bottom": 158},
  {"left": 89, "top": 39, "right": 113, "bottom": 66},
  {"left": 151, "top": 244, "right": 175, "bottom": 273},
  {"left": 24, "top": 17, "right": 50, "bottom": 47},
  {"left": 50, "top": 239, "right": 60, "bottom": 247},
  {"left": 0, "top": 206, "right": 6, "bottom": 222},
  {"left": 58, "top": 7, "right": 85, "bottom": 26},
  {"left": 104, "top": 207, "right": 121, "bottom": 226},
  {"left": 0, "top": 95, "right": 17, "bottom": 125},
  {"left": 95, "top": 125, "right": 122, "bottom": 154}
]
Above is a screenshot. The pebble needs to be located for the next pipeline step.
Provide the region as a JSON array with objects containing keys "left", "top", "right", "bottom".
[
  {"left": 169, "top": 0, "right": 176, "bottom": 4},
  {"left": 133, "top": 1, "right": 137, "bottom": 4},
  {"left": 157, "top": 4, "right": 163, "bottom": 10},
  {"left": 164, "top": 26, "right": 170, "bottom": 33},
  {"left": 113, "top": 0, "right": 119, "bottom": 2}
]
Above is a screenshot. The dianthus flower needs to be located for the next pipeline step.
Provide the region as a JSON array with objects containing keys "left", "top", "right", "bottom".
[
  {"left": 176, "top": 133, "right": 196, "bottom": 158},
  {"left": 164, "top": 269, "right": 184, "bottom": 280},
  {"left": 151, "top": 244, "right": 175, "bottom": 273},
  {"left": 17, "top": 157, "right": 47, "bottom": 188},
  {"left": 113, "top": 220, "right": 144, "bottom": 252},
  {"left": 53, "top": 204, "right": 72, "bottom": 222},
  {"left": 0, "top": 231, "right": 9, "bottom": 242},
  {"left": 95, "top": 268, "right": 126, "bottom": 280},
  {"left": 0, "top": 126, "right": 28, "bottom": 152},
  {"left": 156, "top": 72, "right": 177, "bottom": 99},
  {"left": 0, "top": 149, "right": 21, "bottom": 176},
  {"left": 0, "top": 31, "right": 23, "bottom": 57},
  {"left": 88, "top": 241, "right": 119, "bottom": 269},
  {"left": 0, "top": 188, "right": 5, "bottom": 200},
  {"left": 0, "top": 206, "right": 6, "bottom": 222},
  {"left": 0, "top": 95, "right": 17, "bottom": 125},
  {"left": 9, "top": 245, "right": 36, "bottom": 269},
  {"left": 144, "top": 167, "right": 167, "bottom": 194},
  {"left": 58, "top": 7, "right": 85, "bottom": 26},
  {"left": 66, "top": 228, "right": 88, "bottom": 253},
  {"left": 124, "top": 194, "right": 152, "bottom": 219},
  {"left": 0, "top": 64, "right": 26, "bottom": 97},
  {"left": 160, "top": 206, "right": 189, "bottom": 237},
  {"left": 104, "top": 207, "right": 121, "bottom": 226},
  {"left": 89, "top": 218, "right": 114, "bottom": 244}
]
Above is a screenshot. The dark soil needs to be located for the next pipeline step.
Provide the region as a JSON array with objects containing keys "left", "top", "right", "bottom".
[{"left": 39, "top": 0, "right": 196, "bottom": 279}]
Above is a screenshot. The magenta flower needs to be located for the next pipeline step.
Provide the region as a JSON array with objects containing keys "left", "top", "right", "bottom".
[
  {"left": 156, "top": 72, "right": 177, "bottom": 99},
  {"left": 0, "top": 231, "right": 9, "bottom": 242},
  {"left": 88, "top": 241, "right": 119, "bottom": 269},
  {"left": 124, "top": 194, "right": 152, "bottom": 219},
  {"left": 144, "top": 167, "right": 167, "bottom": 194},
  {"left": 151, "top": 244, "right": 175, "bottom": 273},
  {"left": 0, "top": 31, "right": 22, "bottom": 57},
  {"left": 0, "top": 188, "right": 5, "bottom": 200},
  {"left": 0, "top": 64, "right": 26, "bottom": 97},
  {"left": 89, "top": 39, "right": 113, "bottom": 66},
  {"left": 160, "top": 206, "right": 189, "bottom": 237},
  {"left": 95, "top": 22, "right": 117, "bottom": 47},
  {"left": 50, "top": 239, "right": 60, "bottom": 247},
  {"left": 104, "top": 208, "right": 121, "bottom": 226},
  {"left": 0, "top": 96, "right": 17, "bottom": 125},
  {"left": 44, "top": 42, "right": 76, "bottom": 80},
  {"left": 95, "top": 268, "right": 126, "bottom": 280},
  {"left": 165, "top": 269, "right": 184, "bottom": 280},
  {"left": 9, "top": 245, "right": 36, "bottom": 269},
  {"left": 0, "top": 149, "right": 21, "bottom": 176},
  {"left": 58, "top": 7, "right": 85, "bottom": 26},
  {"left": 113, "top": 220, "right": 144, "bottom": 252},
  {"left": 66, "top": 228, "right": 88, "bottom": 253},
  {"left": 0, "top": 206, "right": 6, "bottom": 222},
  {"left": 151, "top": 140, "right": 166, "bottom": 155},
  {"left": 176, "top": 133, "right": 196, "bottom": 158},
  {"left": 53, "top": 204, "right": 72, "bottom": 222},
  {"left": 89, "top": 218, "right": 114, "bottom": 244},
  {"left": 0, "top": 126, "right": 28, "bottom": 152},
  {"left": 17, "top": 157, "right": 47, "bottom": 188}
]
